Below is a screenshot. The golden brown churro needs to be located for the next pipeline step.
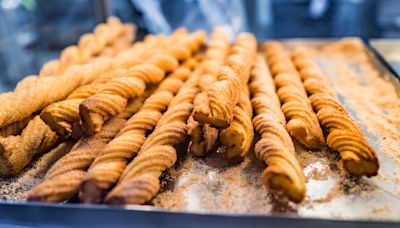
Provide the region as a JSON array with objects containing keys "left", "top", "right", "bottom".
[
  {"left": 39, "top": 17, "right": 132, "bottom": 77},
  {"left": 79, "top": 62, "right": 195, "bottom": 204},
  {"left": 0, "top": 116, "right": 58, "bottom": 176},
  {"left": 292, "top": 49, "right": 379, "bottom": 177},
  {"left": 193, "top": 33, "right": 257, "bottom": 128},
  {"left": 0, "top": 116, "right": 33, "bottom": 138},
  {"left": 187, "top": 28, "right": 230, "bottom": 157},
  {"left": 263, "top": 41, "right": 324, "bottom": 149},
  {"left": 0, "top": 57, "right": 113, "bottom": 129},
  {"left": 219, "top": 87, "right": 253, "bottom": 163},
  {"left": 0, "top": 20, "right": 135, "bottom": 174},
  {"left": 79, "top": 31, "right": 205, "bottom": 135},
  {"left": 27, "top": 117, "right": 125, "bottom": 203},
  {"left": 4, "top": 20, "right": 135, "bottom": 138},
  {"left": 98, "top": 24, "right": 136, "bottom": 57},
  {"left": 40, "top": 37, "right": 163, "bottom": 138},
  {"left": 104, "top": 68, "right": 200, "bottom": 205},
  {"left": 250, "top": 55, "right": 305, "bottom": 203}
]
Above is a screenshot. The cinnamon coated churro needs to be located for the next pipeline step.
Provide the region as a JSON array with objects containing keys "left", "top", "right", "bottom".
[
  {"left": 263, "top": 41, "right": 324, "bottom": 149},
  {"left": 292, "top": 48, "right": 379, "bottom": 177}
]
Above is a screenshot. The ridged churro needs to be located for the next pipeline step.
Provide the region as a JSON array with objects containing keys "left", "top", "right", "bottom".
[
  {"left": 79, "top": 62, "right": 196, "bottom": 203},
  {"left": 40, "top": 36, "right": 164, "bottom": 138},
  {"left": 292, "top": 48, "right": 379, "bottom": 177},
  {"left": 39, "top": 17, "right": 133, "bottom": 77},
  {"left": 193, "top": 33, "right": 257, "bottom": 128},
  {"left": 187, "top": 28, "right": 230, "bottom": 157},
  {"left": 0, "top": 116, "right": 58, "bottom": 176},
  {"left": 27, "top": 117, "right": 125, "bottom": 202},
  {"left": 263, "top": 41, "right": 324, "bottom": 149},
  {"left": 79, "top": 31, "right": 205, "bottom": 135},
  {"left": 105, "top": 67, "right": 200, "bottom": 205},
  {"left": 219, "top": 87, "right": 253, "bottom": 163},
  {"left": 250, "top": 55, "right": 305, "bottom": 202}
]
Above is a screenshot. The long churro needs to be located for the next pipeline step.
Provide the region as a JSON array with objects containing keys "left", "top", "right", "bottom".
[
  {"left": 292, "top": 48, "right": 379, "bottom": 177},
  {"left": 79, "top": 61, "right": 196, "bottom": 203},
  {"left": 39, "top": 17, "right": 133, "bottom": 77},
  {"left": 79, "top": 31, "right": 205, "bottom": 135},
  {"left": 0, "top": 57, "right": 113, "bottom": 128},
  {"left": 40, "top": 36, "right": 164, "bottom": 138},
  {"left": 250, "top": 55, "right": 306, "bottom": 202},
  {"left": 27, "top": 117, "right": 125, "bottom": 203},
  {"left": 263, "top": 41, "right": 324, "bottom": 149},
  {"left": 187, "top": 28, "right": 230, "bottom": 157},
  {"left": 104, "top": 67, "right": 200, "bottom": 205}
]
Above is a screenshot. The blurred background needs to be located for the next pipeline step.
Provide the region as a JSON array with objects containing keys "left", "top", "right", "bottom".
[{"left": 0, "top": 0, "right": 399, "bottom": 91}]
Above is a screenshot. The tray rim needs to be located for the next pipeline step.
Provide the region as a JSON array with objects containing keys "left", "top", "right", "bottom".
[{"left": 0, "top": 201, "right": 398, "bottom": 227}]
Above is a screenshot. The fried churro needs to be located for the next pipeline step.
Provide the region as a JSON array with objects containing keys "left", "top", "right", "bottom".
[
  {"left": 263, "top": 41, "right": 324, "bottom": 149},
  {"left": 79, "top": 31, "right": 205, "bottom": 135},
  {"left": 193, "top": 34, "right": 257, "bottom": 129},
  {"left": 27, "top": 117, "right": 125, "bottom": 202},
  {"left": 292, "top": 48, "right": 379, "bottom": 177},
  {"left": 79, "top": 60, "right": 197, "bottom": 203},
  {"left": 250, "top": 55, "right": 305, "bottom": 202},
  {"left": 187, "top": 28, "right": 230, "bottom": 157},
  {"left": 105, "top": 67, "right": 200, "bottom": 205}
]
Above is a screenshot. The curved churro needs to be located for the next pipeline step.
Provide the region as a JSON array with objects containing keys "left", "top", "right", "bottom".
[
  {"left": 79, "top": 62, "right": 195, "bottom": 203},
  {"left": 79, "top": 31, "right": 205, "bottom": 135},
  {"left": 263, "top": 41, "right": 324, "bottom": 149},
  {"left": 219, "top": 87, "right": 253, "bottom": 163},
  {"left": 292, "top": 49, "right": 379, "bottom": 177},
  {"left": 105, "top": 68, "right": 200, "bottom": 205},
  {"left": 193, "top": 33, "right": 257, "bottom": 128},
  {"left": 250, "top": 55, "right": 305, "bottom": 203},
  {"left": 27, "top": 117, "right": 125, "bottom": 203},
  {"left": 188, "top": 28, "right": 230, "bottom": 157},
  {"left": 0, "top": 116, "right": 58, "bottom": 176}
]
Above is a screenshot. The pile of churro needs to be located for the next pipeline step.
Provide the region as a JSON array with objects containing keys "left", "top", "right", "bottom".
[{"left": 0, "top": 17, "right": 379, "bottom": 205}]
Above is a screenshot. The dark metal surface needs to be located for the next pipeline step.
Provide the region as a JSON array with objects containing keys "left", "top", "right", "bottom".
[
  {"left": 369, "top": 39, "right": 400, "bottom": 77},
  {"left": 0, "top": 201, "right": 397, "bottom": 228}
]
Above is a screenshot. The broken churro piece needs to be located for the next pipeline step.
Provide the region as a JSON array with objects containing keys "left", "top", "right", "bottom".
[
  {"left": 0, "top": 116, "right": 59, "bottom": 176},
  {"left": 188, "top": 28, "right": 229, "bottom": 157},
  {"left": 219, "top": 88, "right": 253, "bottom": 163},
  {"left": 193, "top": 34, "right": 257, "bottom": 129}
]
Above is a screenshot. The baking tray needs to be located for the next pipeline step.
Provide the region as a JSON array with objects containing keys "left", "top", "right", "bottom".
[
  {"left": 0, "top": 38, "right": 399, "bottom": 227},
  {"left": 369, "top": 39, "right": 400, "bottom": 77}
]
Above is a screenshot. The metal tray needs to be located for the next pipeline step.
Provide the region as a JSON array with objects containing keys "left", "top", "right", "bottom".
[
  {"left": 369, "top": 39, "right": 400, "bottom": 77},
  {"left": 0, "top": 38, "right": 399, "bottom": 227}
]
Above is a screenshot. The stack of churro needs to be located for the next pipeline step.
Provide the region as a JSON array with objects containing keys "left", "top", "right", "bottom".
[{"left": 0, "top": 19, "right": 380, "bottom": 205}]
